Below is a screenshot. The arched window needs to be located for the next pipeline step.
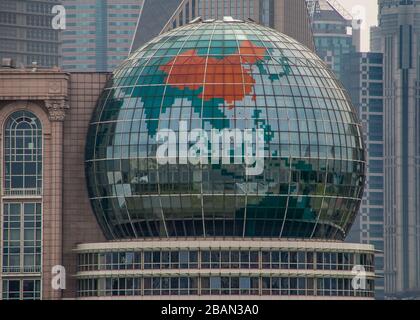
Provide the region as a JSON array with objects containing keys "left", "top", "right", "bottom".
[{"left": 4, "top": 111, "right": 42, "bottom": 195}]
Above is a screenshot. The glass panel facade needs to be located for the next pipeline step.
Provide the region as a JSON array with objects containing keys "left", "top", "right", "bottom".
[
  {"left": 77, "top": 249, "right": 374, "bottom": 273},
  {"left": 85, "top": 21, "right": 365, "bottom": 240},
  {"left": 78, "top": 275, "right": 374, "bottom": 298}
]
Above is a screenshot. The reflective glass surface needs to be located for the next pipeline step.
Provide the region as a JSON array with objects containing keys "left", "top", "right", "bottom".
[
  {"left": 85, "top": 21, "right": 365, "bottom": 240},
  {"left": 77, "top": 249, "right": 374, "bottom": 273},
  {"left": 77, "top": 276, "right": 375, "bottom": 298}
]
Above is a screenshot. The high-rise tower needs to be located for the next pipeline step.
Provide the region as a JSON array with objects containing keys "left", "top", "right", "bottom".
[
  {"left": 342, "top": 52, "right": 385, "bottom": 299},
  {"left": 61, "top": 0, "right": 143, "bottom": 72},
  {"left": 311, "top": 0, "right": 359, "bottom": 82},
  {"left": 376, "top": 0, "right": 420, "bottom": 298},
  {"left": 0, "top": 0, "right": 61, "bottom": 67}
]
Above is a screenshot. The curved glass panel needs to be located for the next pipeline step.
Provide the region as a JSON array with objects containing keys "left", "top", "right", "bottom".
[{"left": 85, "top": 21, "right": 366, "bottom": 240}]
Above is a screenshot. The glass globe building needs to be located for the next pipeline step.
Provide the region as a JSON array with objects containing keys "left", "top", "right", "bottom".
[{"left": 85, "top": 19, "right": 366, "bottom": 241}]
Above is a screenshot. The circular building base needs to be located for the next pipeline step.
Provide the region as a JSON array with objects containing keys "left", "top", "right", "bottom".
[{"left": 75, "top": 239, "right": 375, "bottom": 300}]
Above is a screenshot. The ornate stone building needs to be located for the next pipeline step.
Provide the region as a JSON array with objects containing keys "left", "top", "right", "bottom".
[{"left": 0, "top": 67, "right": 107, "bottom": 299}]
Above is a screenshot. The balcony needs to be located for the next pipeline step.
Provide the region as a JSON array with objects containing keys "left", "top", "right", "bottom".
[
  {"left": 2, "top": 266, "right": 42, "bottom": 274},
  {"left": 2, "top": 188, "right": 42, "bottom": 198}
]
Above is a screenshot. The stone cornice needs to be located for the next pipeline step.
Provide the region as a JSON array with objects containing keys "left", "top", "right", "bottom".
[
  {"left": 0, "top": 71, "right": 69, "bottom": 101},
  {"left": 0, "top": 69, "right": 71, "bottom": 121}
]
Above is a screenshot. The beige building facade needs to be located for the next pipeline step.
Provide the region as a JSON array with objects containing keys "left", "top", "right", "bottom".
[{"left": 0, "top": 67, "right": 107, "bottom": 299}]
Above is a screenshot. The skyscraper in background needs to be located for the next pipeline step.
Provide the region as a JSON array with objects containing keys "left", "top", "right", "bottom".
[
  {"left": 370, "top": 26, "right": 381, "bottom": 52},
  {"left": 342, "top": 52, "right": 385, "bottom": 299},
  {"left": 131, "top": 0, "right": 315, "bottom": 52},
  {"left": 311, "top": 1, "right": 387, "bottom": 299},
  {"left": 129, "top": 0, "right": 185, "bottom": 54},
  {"left": 374, "top": 0, "right": 420, "bottom": 299},
  {"left": 311, "top": 0, "right": 359, "bottom": 82},
  {"left": 61, "top": 0, "right": 142, "bottom": 72},
  {"left": 0, "top": 0, "right": 61, "bottom": 67},
  {"left": 60, "top": 0, "right": 314, "bottom": 72}
]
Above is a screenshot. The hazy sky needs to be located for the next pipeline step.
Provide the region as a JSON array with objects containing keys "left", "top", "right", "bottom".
[{"left": 339, "top": 0, "right": 379, "bottom": 51}]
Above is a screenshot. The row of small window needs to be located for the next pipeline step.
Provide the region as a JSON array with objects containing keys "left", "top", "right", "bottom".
[
  {"left": 94, "top": 148, "right": 363, "bottom": 166},
  {"left": 2, "top": 279, "right": 41, "bottom": 300},
  {"left": 26, "top": 15, "right": 52, "bottom": 27},
  {"left": 25, "top": 55, "right": 59, "bottom": 67},
  {"left": 96, "top": 125, "right": 360, "bottom": 141},
  {"left": 197, "top": 0, "right": 255, "bottom": 19},
  {"left": 95, "top": 104, "right": 354, "bottom": 125},
  {"left": 0, "top": 12, "right": 16, "bottom": 24},
  {"left": 93, "top": 131, "right": 362, "bottom": 148},
  {"left": 78, "top": 250, "right": 374, "bottom": 272},
  {"left": 97, "top": 146, "right": 364, "bottom": 164},
  {"left": 93, "top": 115, "right": 359, "bottom": 134},
  {"left": 26, "top": 2, "right": 54, "bottom": 14},
  {"left": 92, "top": 183, "right": 363, "bottom": 201},
  {"left": 90, "top": 172, "right": 364, "bottom": 198},
  {"left": 26, "top": 42, "right": 58, "bottom": 54},
  {"left": 313, "top": 23, "right": 347, "bottom": 33},
  {"left": 77, "top": 276, "right": 374, "bottom": 298},
  {"left": 90, "top": 158, "right": 364, "bottom": 175},
  {"left": 0, "top": 26, "right": 16, "bottom": 38},
  {"left": 0, "top": 1, "right": 16, "bottom": 11},
  {"left": 93, "top": 121, "right": 359, "bottom": 143},
  {"left": 90, "top": 197, "right": 360, "bottom": 220}
]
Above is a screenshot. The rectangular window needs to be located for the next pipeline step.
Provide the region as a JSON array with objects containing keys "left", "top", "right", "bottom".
[
  {"left": 2, "top": 278, "right": 41, "bottom": 300},
  {"left": 2, "top": 202, "right": 42, "bottom": 274}
]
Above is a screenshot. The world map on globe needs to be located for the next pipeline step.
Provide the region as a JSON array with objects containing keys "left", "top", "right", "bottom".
[
  {"left": 130, "top": 38, "right": 291, "bottom": 142},
  {"left": 160, "top": 40, "right": 271, "bottom": 104}
]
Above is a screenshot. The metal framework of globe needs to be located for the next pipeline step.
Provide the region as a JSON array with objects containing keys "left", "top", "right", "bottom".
[{"left": 85, "top": 20, "right": 366, "bottom": 240}]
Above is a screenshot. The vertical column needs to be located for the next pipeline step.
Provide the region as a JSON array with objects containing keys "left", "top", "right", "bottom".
[{"left": 42, "top": 99, "right": 69, "bottom": 300}]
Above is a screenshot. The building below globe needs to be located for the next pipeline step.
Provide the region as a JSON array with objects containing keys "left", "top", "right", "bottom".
[
  {"left": 75, "top": 239, "right": 375, "bottom": 299},
  {"left": 0, "top": 19, "right": 376, "bottom": 300}
]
